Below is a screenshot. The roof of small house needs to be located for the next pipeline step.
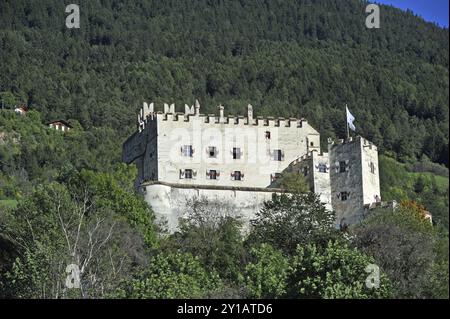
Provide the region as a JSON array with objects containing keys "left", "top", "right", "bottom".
[
  {"left": 48, "top": 120, "right": 72, "bottom": 128},
  {"left": 15, "top": 105, "right": 28, "bottom": 112}
]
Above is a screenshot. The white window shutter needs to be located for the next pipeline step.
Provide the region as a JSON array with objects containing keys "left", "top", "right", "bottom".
[
  {"left": 192, "top": 170, "right": 197, "bottom": 179},
  {"left": 335, "top": 161, "right": 339, "bottom": 173},
  {"left": 180, "top": 169, "right": 185, "bottom": 179}
]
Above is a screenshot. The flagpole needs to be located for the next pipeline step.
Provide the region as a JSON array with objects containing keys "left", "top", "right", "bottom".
[{"left": 345, "top": 104, "right": 349, "bottom": 140}]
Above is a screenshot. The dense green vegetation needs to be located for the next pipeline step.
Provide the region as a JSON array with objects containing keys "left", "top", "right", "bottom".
[
  {"left": 0, "top": 0, "right": 448, "bottom": 299},
  {"left": 379, "top": 155, "right": 449, "bottom": 229},
  {"left": 0, "top": 0, "right": 448, "bottom": 165}
]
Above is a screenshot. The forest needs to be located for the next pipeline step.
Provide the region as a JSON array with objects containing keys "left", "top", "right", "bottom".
[{"left": 0, "top": 0, "right": 448, "bottom": 299}]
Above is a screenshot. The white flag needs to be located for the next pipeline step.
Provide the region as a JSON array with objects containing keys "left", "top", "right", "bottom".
[{"left": 346, "top": 105, "right": 356, "bottom": 131}]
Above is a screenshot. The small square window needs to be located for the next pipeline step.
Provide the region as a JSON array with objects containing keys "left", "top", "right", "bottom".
[
  {"left": 265, "top": 131, "right": 271, "bottom": 139},
  {"left": 181, "top": 145, "right": 193, "bottom": 157},
  {"left": 184, "top": 169, "right": 193, "bottom": 179},
  {"left": 303, "top": 166, "right": 309, "bottom": 176},
  {"left": 339, "top": 161, "right": 347, "bottom": 173},
  {"left": 340, "top": 191, "right": 349, "bottom": 201},
  {"left": 233, "top": 147, "right": 241, "bottom": 159},
  {"left": 208, "top": 170, "right": 217, "bottom": 180},
  {"left": 208, "top": 146, "right": 218, "bottom": 158},
  {"left": 310, "top": 141, "right": 314, "bottom": 147},
  {"left": 233, "top": 171, "right": 242, "bottom": 181},
  {"left": 318, "top": 163, "right": 328, "bottom": 173},
  {"left": 370, "top": 162, "right": 376, "bottom": 174},
  {"left": 271, "top": 173, "right": 282, "bottom": 182},
  {"left": 273, "top": 149, "right": 283, "bottom": 161}
]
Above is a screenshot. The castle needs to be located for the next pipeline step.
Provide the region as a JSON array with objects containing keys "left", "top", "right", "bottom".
[{"left": 123, "top": 101, "right": 381, "bottom": 231}]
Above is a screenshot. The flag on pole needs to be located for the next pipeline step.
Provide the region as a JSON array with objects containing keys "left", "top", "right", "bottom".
[{"left": 346, "top": 105, "right": 356, "bottom": 131}]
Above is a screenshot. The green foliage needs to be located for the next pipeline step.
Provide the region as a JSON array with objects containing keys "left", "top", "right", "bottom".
[
  {"left": 0, "top": 92, "right": 20, "bottom": 109},
  {"left": 0, "top": 0, "right": 448, "bottom": 166},
  {"left": 63, "top": 166, "right": 157, "bottom": 247},
  {"left": 379, "top": 155, "right": 449, "bottom": 229},
  {"left": 0, "top": 170, "right": 153, "bottom": 298},
  {"left": 272, "top": 172, "right": 310, "bottom": 193},
  {"left": 116, "top": 252, "right": 222, "bottom": 299},
  {"left": 248, "top": 193, "right": 341, "bottom": 254},
  {"left": 244, "top": 244, "right": 289, "bottom": 299},
  {"left": 351, "top": 204, "right": 449, "bottom": 298},
  {"left": 169, "top": 197, "right": 246, "bottom": 283},
  {"left": 0, "top": 109, "right": 122, "bottom": 201},
  {"left": 0, "top": 199, "right": 18, "bottom": 209},
  {"left": 286, "top": 241, "right": 392, "bottom": 299}
]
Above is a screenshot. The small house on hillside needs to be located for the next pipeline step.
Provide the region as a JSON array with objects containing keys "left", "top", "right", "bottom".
[
  {"left": 48, "top": 120, "right": 72, "bottom": 132},
  {"left": 14, "top": 105, "right": 28, "bottom": 115}
]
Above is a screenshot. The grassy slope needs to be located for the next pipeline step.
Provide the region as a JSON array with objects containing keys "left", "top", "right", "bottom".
[
  {"left": 379, "top": 155, "right": 449, "bottom": 228},
  {"left": 0, "top": 200, "right": 18, "bottom": 209}
]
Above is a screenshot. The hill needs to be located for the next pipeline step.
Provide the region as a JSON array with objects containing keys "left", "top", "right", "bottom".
[{"left": 0, "top": 0, "right": 448, "bottom": 167}]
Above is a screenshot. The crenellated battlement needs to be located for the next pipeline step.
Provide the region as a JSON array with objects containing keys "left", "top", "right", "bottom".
[
  {"left": 136, "top": 100, "right": 310, "bottom": 131},
  {"left": 328, "top": 135, "right": 377, "bottom": 150}
]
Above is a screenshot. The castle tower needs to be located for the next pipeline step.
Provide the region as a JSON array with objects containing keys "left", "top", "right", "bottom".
[
  {"left": 287, "top": 150, "right": 332, "bottom": 211},
  {"left": 329, "top": 136, "right": 380, "bottom": 228}
]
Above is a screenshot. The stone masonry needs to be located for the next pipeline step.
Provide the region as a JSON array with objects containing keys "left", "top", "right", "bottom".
[{"left": 123, "top": 100, "right": 381, "bottom": 231}]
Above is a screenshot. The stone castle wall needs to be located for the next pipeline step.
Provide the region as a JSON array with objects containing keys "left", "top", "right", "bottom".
[
  {"left": 123, "top": 101, "right": 382, "bottom": 232},
  {"left": 123, "top": 101, "right": 321, "bottom": 189},
  {"left": 142, "top": 181, "right": 281, "bottom": 232}
]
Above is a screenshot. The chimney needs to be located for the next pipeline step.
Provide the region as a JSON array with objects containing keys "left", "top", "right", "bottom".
[
  {"left": 247, "top": 104, "right": 253, "bottom": 124},
  {"left": 218, "top": 104, "right": 224, "bottom": 123},
  {"left": 185, "top": 104, "right": 194, "bottom": 115},
  {"left": 195, "top": 99, "right": 200, "bottom": 115}
]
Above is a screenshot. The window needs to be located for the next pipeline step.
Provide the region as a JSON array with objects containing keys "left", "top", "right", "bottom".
[
  {"left": 303, "top": 166, "right": 309, "bottom": 176},
  {"left": 232, "top": 147, "right": 241, "bottom": 159},
  {"left": 265, "top": 131, "right": 271, "bottom": 139},
  {"left": 318, "top": 163, "right": 328, "bottom": 173},
  {"left": 184, "top": 169, "right": 193, "bottom": 179},
  {"left": 310, "top": 141, "right": 314, "bottom": 147},
  {"left": 207, "top": 146, "right": 218, "bottom": 158},
  {"left": 339, "top": 161, "right": 347, "bottom": 173},
  {"left": 207, "top": 169, "right": 218, "bottom": 180},
  {"left": 273, "top": 149, "right": 284, "bottom": 161},
  {"left": 271, "top": 173, "right": 282, "bottom": 182},
  {"left": 340, "top": 191, "right": 349, "bottom": 201},
  {"left": 232, "top": 171, "right": 243, "bottom": 181},
  {"left": 370, "top": 162, "right": 376, "bottom": 174},
  {"left": 181, "top": 145, "right": 193, "bottom": 157}
]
